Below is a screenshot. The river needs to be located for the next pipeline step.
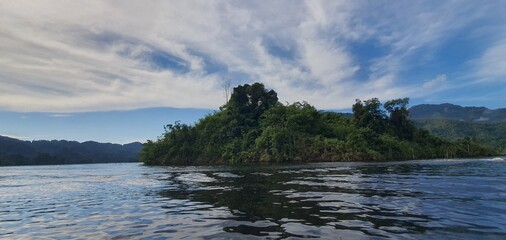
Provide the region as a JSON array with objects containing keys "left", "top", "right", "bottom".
[{"left": 1, "top": 159, "right": 505, "bottom": 239}]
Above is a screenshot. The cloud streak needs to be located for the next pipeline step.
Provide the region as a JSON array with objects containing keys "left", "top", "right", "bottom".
[
  {"left": 423, "top": 74, "right": 447, "bottom": 90},
  {"left": 0, "top": 0, "right": 503, "bottom": 112}
]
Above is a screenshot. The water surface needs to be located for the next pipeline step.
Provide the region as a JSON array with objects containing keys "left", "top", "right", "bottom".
[{"left": 1, "top": 159, "right": 505, "bottom": 239}]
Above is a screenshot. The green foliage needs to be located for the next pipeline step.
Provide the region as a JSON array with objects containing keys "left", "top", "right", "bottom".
[
  {"left": 353, "top": 98, "right": 387, "bottom": 134},
  {"left": 140, "top": 83, "right": 498, "bottom": 165},
  {"left": 414, "top": 119, "right": 506, "bottom": 154},
  {"left": 225, "top": 82, "right": 278, "bottom": 124},
  {"left": 384, "top": 98, "right": 415, "bottom": 140}
]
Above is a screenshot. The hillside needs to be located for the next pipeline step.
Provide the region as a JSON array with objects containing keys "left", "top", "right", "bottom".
[
  {"left": 409, "top": 103, "right": 506, "bottom": 123},
  {"left": 0, "top": 135, "right": 142, "bottom": 166},
  {"left": 414, "top": 119, "right": 506, "bottom": 154},
  {"left": 408, "top": 103, "right": 506, "bottom": 153}
]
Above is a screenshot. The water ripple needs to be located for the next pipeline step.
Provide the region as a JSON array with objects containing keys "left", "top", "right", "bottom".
[{"left": 0, "top": 160, "right": 505, "bottom": 239}]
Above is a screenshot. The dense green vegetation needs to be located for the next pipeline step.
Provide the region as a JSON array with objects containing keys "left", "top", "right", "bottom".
[
  {"left": 414, "top": 119, "right": 506, "bottom": 154},
  {"left": 140, "top": 83, "right": 496, "bottom": 165},
  {"left": 0, "top": 135, "right": 142, "bottom": 166},
  {"left": 409, "top": 103, "right": 506, "bottom": 154}
]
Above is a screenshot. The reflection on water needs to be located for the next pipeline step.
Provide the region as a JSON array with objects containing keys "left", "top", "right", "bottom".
[{"left": 1, "top": 160, "right": 505, "bottom": 239}]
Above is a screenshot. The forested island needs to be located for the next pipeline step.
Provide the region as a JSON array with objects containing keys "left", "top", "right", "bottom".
[{"left": 140, "top": 83, "right": 496, "bottom": 165}]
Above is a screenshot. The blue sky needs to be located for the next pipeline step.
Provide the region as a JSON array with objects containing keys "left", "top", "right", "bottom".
[
  {"left": 0, "top": 108, "right": 213, "bottom": 143},
  {"left": 1, "top": 1, "right": 506, "bottom": 143}
]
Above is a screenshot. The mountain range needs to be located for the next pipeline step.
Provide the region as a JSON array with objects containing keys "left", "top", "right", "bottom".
[
  {"left": 0, "top": 136, "right": 142, "bottom": 166},
  {"left": 409, "top": 103, "right": 506, "bottom": 153},
  {"left": 409, "top": 103, "right": 506, "bottom": 124}
]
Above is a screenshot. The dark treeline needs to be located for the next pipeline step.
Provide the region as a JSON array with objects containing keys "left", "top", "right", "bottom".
[
  {"left": 0, "top": 136, "right": 142, "bottom": 166},
  {"left": 140, "top": 83, "right": 496, "bottom": 165}
]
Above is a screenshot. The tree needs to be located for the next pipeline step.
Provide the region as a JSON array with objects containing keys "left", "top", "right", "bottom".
[
  {"left": 226, "top": 82, "right": 278, "bottom": 122},
  {"left": 221, "top": 76, "right": 232, "bottom": 107},
  {"left": 384, "top": 98, "right": 414, "bottom": 140},
  {"left": 352, "top": 98, "right": 387, "bottom": 133}
]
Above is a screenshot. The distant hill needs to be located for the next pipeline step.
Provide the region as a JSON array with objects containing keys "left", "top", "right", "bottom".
[
  {"left": 408, "top": 103, "right": 506, "bottom": 153},
  {"left": 0, "top": 135, "right": 142, "bottom": 166},
  {"left": 409, "top": 103, "right": 506, "bottom": 124},
  {"left": 413, "top": 119, "right": 506, "bottom": 154}
]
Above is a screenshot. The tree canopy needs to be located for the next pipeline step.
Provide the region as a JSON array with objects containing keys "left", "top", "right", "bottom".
[{"left": 140, "top": 82, "right": 496, "bottom": 165}]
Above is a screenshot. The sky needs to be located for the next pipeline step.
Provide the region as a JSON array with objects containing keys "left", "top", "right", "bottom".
[{"left": 1, "top": 0, "right": 506, "bottom": 143}]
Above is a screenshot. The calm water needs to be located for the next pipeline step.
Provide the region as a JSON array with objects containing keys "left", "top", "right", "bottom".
[{"left": 1, "top": 159, "right": 505, "bottom": 239}]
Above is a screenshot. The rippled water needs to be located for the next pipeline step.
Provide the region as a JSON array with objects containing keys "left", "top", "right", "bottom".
[{"left": 1, "top": 159, "right": 506, "bottom": 239}]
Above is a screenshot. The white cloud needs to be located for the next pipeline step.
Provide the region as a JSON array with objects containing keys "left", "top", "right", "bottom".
[
  {"left": 474, "top": 38, "right": 506, "bottom": 82},
  {"left": 49, "top": 113, "right": 73, "bottom": 118},
  {"left": 423, "top": 74, "right": 447, "bottom": 89},
  {"left": 0, "top": 0, "right": 500, "bottom": 112}
]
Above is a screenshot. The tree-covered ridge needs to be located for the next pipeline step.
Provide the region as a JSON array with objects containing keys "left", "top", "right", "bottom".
[
  {"left": 414, "top": 119, "right": 506, "bottom": 154},
  {"left": 409, "top": 103, "right": 506, "bottom": 124},
  {"left": 0, "top": 135, "right": 142, "bottom": 166},
  {"left": 140, "top": 83, "right": 496, "bottom": 165}
]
